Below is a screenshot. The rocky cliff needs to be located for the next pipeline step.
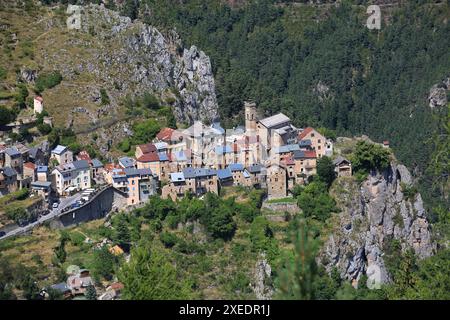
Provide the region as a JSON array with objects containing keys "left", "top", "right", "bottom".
[
  {"left": 24, "top": 4, "right": 219, "bottom": 127},
  {"left": 321, "top": 162, "right": 435, "bottom": 287}
]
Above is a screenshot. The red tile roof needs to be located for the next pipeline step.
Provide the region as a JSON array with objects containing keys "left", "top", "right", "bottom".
[
  {"left": 24, "top": 162, "right": 36, "bottom": 170},
  {"left": 77, "top": 150, "right": 92, "bottom": 163},
  {"left": 137, "top": 152, "right": 159, "bottom": 162},
  {"left": 304, "top": 150, "right": 316, "bottom": 158},
  {"left": 34, "top": 96, "right": 43, "bottom": 102},
  {"left": 156, "top": 127, "right": 175, "bottom": 142},
  {"left": 137, "top": 143, "right": 156, "bottom": 154},
  {"left": 298, "top": 127, "right": 315, "bottom": 140}
]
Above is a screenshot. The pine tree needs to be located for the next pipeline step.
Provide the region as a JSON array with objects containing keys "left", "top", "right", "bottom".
[{"left": 276, "top": 219, "right": 319, "bottom": 299}]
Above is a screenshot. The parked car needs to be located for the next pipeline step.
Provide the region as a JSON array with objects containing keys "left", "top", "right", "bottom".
[
  {"left": 71, "top": 202, "right": 81, "bottom": 209},
  {"left": 0, "top": 231, "right": 6, "bottom": 237},
  {"left": 52, "top": 202, "right": 59, "bottom": 209},
  {"left": 42, "top": 210, "right": 50, "bottom": 216}
]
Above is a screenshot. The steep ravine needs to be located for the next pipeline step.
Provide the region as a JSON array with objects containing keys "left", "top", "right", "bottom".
[{"left": 320, "top": 162, "right": 435, "bottom": 286}]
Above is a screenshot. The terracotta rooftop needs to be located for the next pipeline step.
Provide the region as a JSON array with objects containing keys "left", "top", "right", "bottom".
[
  {"left": 298, "top": 127, "right": 315, "bottom": 140},
  {"left": 137, "top": 143, "right": 156, "bottom": 154},
  {"left": 137, "top": 152, "right": 159, "bottom": 162},
  {"left": 156, "top": 127, "right": 175, "bottom": 142}
]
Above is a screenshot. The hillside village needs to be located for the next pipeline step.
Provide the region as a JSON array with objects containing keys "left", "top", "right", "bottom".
[
  {"left": 0, "top": 97, "right": 356, "bottom": 229},
  {"left": 0, "top": 0, "right": 447, "bottom": 303}
]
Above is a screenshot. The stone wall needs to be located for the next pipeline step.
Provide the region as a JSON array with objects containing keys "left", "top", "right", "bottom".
[{"left": 56, "top": 186, "right": 127, "bottom": 227}]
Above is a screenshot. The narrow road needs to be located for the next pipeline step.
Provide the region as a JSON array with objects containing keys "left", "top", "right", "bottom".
[{"left": 0, "top": 193, "right": 82, "bottom": 241}]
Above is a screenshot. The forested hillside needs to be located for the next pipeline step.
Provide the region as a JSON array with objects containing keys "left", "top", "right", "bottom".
[
  {"left": 37, "top": 1, "right": 449, "bottom": 213},
  {"left": 122, "top": 0, "right": 449, "bottom": 214}
]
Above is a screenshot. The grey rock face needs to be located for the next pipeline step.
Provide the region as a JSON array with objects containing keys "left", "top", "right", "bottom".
[
  {"left": 251, "top": 253, "right": 274, "bottom": 300},
  {"left": 320, "top": 162, "right": 435, "bottom": 287},
  {"left": 48, "top": 4, "right": 219, "bottom": 125},
  {"left": 20, "top": 68, "right": 37, "bottom": 83},
  {"left": 428, "top": 78, "right": 449, "bottom": 109}
]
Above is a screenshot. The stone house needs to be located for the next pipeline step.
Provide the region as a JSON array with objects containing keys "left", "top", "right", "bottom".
[
  {"left": 136, "top": 152, "right": 169, "bottom": 182},
  {"left": 51, "top": 160, "right": 91, "bottom": 195},
  {"left": 135, "top": 143, "right": 156, "bottom": 159},
  {"left": 256, "top": 113, "right": 292, "bottom": 152},
  {"left": 0, "top": 167, "right": 17, "bottom": 194},
  {"left": 293, "top": 150, "right": 317, "bottom": 179},
  {"left": 228, "top": 163, "right": 251, "bottom": 187},
  {"left": 36, "top": 165, "right": 48, "bottom": 182},
  {"left": 118, "top": 156, "right": 135, "bottom": 169},
  {"left": 162, "top": 168, "right": 218, "bottom": 201},
  {"left": 298, "top": 127, "right": 327, "bottom": 158},
  {"left": 266, "top": 163, "right": 287, "bottom": 200},
  {"left": 33, "top": 96, "right": 44, "bottom": 114},
  {"left": 247, "top": 163, "right": 266, "bottom": 188},
  {"left": 4, "top": 147, "right": 23, "bottom": 174},
  {"left": 23, "top": 162, "right": 36, "bottom": 181},
  {"left": 333, "top": 156, "right": 352, "bottom": 177},
  {"left": 50, "top": 145, "right": 73, "bottom": 165},
  {"left": 122, "top": 168, "right": 157, "bottom": 206}
]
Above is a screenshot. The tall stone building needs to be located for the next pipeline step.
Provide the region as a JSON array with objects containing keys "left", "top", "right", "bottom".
[
  {"left": 266, "top": 163, "right": 287, "bottom": 199},
  {"left": 245, "top": 101, "right": 258, "bottom": 133}
]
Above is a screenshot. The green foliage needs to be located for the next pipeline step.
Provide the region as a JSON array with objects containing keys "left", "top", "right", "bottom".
[
  {"left": 118, "top": 246, "right": 192, "bottom": 299},
  {"left": 5, "top": 207, "right": 29, "bottom": 224},
  {"left": 100, "top": 88, "right": 110, "bottom": 105},
  {"left": 117, "top": 138, "right": 131, "bottom": 153},
  {"left": 35, "top": 71, "right": 62, "bottom": 93},
  {"left": 121, "top": 0, "right": 140, "bottom": 20},
  {"left": 113, "top": 215, "right": 131, "bottom": 250},
  {"left": 159, "top": 231, "right": 178, "bottom": 248},
  {"left": 0, "top": 67, "right": 6, "bottom": 80},
  {"left": 297, "top": 181, "right": 337, "bottom": 222},
  {"left": 317, "top": 127, "right": 336, "bottom": 141},
  {"left": 351, "top": 141, "right": 391, "bottom": 174},
  {"left": 136, "top": 196, "right": 177, "bottom": 220},
  {"left": 53, "top": 237, "right": 67, "bottom": 265},
  {"left": 0, "top": 106, "right": 14, "bottom": 126},
  {"left": 201, "top": 193, "right": 236, "bottom": 240},
  {"left": 403, "top": 249, "right": 450, "bottom": 299},
  {"left": 15, "top": 188, "right": 30, "bottom": 200},
  {"left": 91, "top": 246, "right": 118, "bottom": 281},
  {"left": 131, "top": 119, "right": 161, "bottom": 145},
  {"left": 37, "top": 123, "right": 52, "bottom": 135},
  {"left": 316, "top": 156, "right": 335, "bottom": 187},
  {"left": 277, "top": 219, "right": 319, "bottom": 300},
  {"left": 249, "top": 216, "right": 278, "bottom": 262},
  {"left": 141, "top": 92, "right": 160, "bottom": 110},
  {"left": 15, "top": 84, "right": 28, "bottom": 108}
]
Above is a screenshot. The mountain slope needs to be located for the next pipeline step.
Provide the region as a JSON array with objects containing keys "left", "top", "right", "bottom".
[{"left": 0, "top": 2, "right": 219, "bottom": 136}]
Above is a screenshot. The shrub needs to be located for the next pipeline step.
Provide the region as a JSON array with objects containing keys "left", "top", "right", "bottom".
[
  {"left": 351, "top": 141, "right": 390, "bottom": 174},
  {"left": 159, "top": 231, "right": 178, "bottom": 248},
  {"left": 37, "top": 123, "right": 52, "bottom": 135},
  {"left": 35, "top": 71, "right": 62, "bottom": 93},
  {"left": 100, "top": 88, "right": 110, "bottom": 105}
]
